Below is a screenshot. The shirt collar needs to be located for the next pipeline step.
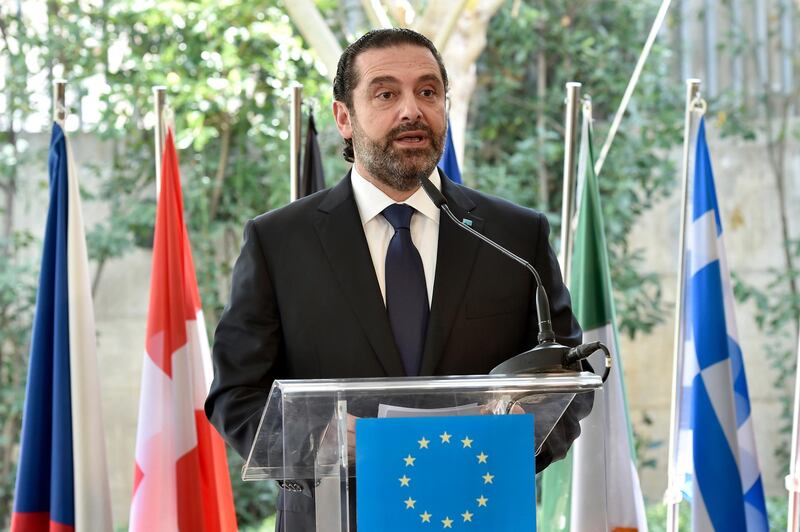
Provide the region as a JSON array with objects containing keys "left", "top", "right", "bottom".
[{"left": 350, "top": 165, "right": 442, "bottom": 225}]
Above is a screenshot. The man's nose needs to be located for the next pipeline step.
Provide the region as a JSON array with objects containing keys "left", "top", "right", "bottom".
[{"left": 399, "top": 92, "right": 423, "bottom": 121}]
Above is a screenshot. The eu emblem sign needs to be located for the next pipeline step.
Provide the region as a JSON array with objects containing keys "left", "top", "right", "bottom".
[{"left": 355, "top": 415, "right": 536, "bottom": 531}]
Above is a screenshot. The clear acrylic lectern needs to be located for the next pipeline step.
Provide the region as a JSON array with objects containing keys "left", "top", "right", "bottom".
[{"left": 243, "top": 372, "right": 601, "bottom": 531}]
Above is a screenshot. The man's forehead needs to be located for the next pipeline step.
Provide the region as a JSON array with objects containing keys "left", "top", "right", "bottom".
[{"left": 353, "top": 44, "right": 443, "bottom": 87}]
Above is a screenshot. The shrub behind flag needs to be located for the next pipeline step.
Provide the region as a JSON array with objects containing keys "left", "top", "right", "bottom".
[
  {"left": 356, "top": 415, "right": 535, "bottom": 531},
  {"left": 12, "top": 122, "right": 113, "bottom": 531},
  {"left": 674, "top": 118, "right": 768, "bottom": 531},
  {"left": 129, "top": 129, "right": 236, "bottom": 531}
]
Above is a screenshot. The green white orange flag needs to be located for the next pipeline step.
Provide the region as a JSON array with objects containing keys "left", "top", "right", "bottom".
[{"left": 540, "top": 111, "right": 647, "bottom": 531}]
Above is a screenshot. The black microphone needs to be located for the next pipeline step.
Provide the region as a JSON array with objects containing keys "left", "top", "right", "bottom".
[{"left": 419, "top": 174, "right": 608, "bottom": 377}]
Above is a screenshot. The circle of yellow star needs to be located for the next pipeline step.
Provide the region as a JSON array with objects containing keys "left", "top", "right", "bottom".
[
  {"left": 476, "top": 452, "right": 488, "bottom": 463},
  {"left": 442, "top": 516, "right": 453, "bottom": 528},
  {"left": 399, "top": 475, "right": 411, "bottom": 487},
  {"left": 462, "top": 510, "right": 473, "bottom": 522},
  {"left": 404, "top": 454, "right": 416, "bottom": 466},
  {"left": 420, "top": 511, "right": 432, "bottom": 523},
  {"left": 418, "top": 437, "right": 430, "bottom": 449},
  {"left": 482, "top": 472, "right": 494, "bottom": 484},
  {"left": 476, "top": 495, "right": 488, "bottom": 507},
  {"left": 461, "top": 436, "right": 473, "bottom": 448},
  {"left": 439, "top": 431, "right": 452, "bottom": 443},
  {"left": 404, "top": 497, "right": 416, "bottom": 509}
]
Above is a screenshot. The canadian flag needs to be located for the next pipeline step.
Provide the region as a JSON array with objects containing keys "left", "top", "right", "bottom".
[{"left": 130, "top": 129, "right": 237, "bottom": 531}]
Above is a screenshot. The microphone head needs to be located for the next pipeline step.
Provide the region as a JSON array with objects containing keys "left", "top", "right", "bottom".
[{"left": 419, "top": 174, "right": 447, "bottom": 208}]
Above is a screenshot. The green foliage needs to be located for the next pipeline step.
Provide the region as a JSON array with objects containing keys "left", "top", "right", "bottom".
[
  {"left": 468, "top": 0, "right": 682, "bottom": 339},
  {"left": 633, "top": 411, "right": 662, "bottom": 471},
  {"left": 733, "top": 242, "right": 800, "bottom": 475},
  {"left": 714, "top": 0, "right": 800, "bottom": 488},
  {"left": 0, "top": 2, "right": 45, "bottom": 526},
  {"left": 0, "top": 233, "right": 38, "bottom": 528},
  {"left": 645, "top": 500, "right": 689, "bottom": 531},
  {"left": 1, "top": 0, "right": 339, "bottom": 525},
  {"left": 226, "top": 448, "right": 279, "bottom": 527},
  {"left": 645, "top": 496, "right": 788, "bottom": 530},
  {"left": 82, "top": 1, "right": 337, "bottom": 327}
]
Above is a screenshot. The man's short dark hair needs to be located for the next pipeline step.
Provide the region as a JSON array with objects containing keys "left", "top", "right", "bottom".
[{"left": 333, "top": 28, "right": 449, "bottom": 162}]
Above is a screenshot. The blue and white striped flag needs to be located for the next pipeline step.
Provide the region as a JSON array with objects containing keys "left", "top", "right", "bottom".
[{"left": 676, "top": 117, "right": 768, "bottom": 531}]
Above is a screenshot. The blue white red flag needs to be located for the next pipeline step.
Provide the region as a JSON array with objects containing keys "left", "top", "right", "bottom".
[{"left": 12, "top": 122, "right": 113, "bottom": 531}]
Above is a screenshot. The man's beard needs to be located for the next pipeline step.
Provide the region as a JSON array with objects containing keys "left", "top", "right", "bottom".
[{"left": 352, "top": 118, "right": 445, "bottom": 192}]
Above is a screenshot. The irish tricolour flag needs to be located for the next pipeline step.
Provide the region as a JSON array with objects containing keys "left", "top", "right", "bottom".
[
  {"left": 540, "top": 116, "right": 647, "bottom": 531},
  {"left": 129, "top": 129, "right": 236, "bottom": 531}
]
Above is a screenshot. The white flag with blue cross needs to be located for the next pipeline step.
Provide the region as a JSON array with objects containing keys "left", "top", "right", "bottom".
[
  {"left": 675, "top": 117, "right": 768, "bottom": 531},
  {"left": 356, "top": 415, "right": 535, "bottom": 531}
]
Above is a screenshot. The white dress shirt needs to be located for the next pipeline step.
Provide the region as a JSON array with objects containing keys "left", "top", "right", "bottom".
[{"left": 350, "top": 166, "right": 441, "bottom": 306}]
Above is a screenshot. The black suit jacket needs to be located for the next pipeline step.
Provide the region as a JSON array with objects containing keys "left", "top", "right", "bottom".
[{"left": 205, "top": 171, "right": 587, "bottom": 528}]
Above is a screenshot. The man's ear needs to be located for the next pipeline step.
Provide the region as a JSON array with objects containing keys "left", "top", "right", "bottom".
[{"left": 333, "top": 101, "right": 353, "bottom": 139}]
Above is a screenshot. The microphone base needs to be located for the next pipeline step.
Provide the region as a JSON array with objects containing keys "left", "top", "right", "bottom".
[{"left": 489, "top": 341, "right": 573, "bottom": 375}]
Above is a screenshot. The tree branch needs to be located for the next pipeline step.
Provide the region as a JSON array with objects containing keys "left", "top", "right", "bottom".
[
  {"left": 209, "top": 115, "right": 231, "bottom": 221},
  {"left": 361, "top": 0, "right": 392, "bottom": 28},
  {"left": 283, "top": 0, "right": 343, "bottom": 79}
]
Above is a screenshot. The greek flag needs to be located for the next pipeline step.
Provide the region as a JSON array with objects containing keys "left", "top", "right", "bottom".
[
  {"left": 356, "top": 415, "right": 535, "bottom": 531},
  {"left": 676, "top": 118, "right": 768, "bottom": 531}
]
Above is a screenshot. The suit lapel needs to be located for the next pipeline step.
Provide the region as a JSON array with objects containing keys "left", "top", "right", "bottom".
[
  {"left": 313, "top": 174, "right": 406, "bottom": 377},
  {"left": 419, "top": 174, "right": 484, "bottom": 375}
]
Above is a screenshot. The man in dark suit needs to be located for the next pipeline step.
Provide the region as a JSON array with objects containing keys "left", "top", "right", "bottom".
[{"left": 206, "top": 28, "right": 590, "bottom": 530}]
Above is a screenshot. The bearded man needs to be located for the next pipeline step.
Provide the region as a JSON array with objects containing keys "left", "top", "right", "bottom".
[{"left": 206, "top": 28, "right": 590, "bottom": 530}]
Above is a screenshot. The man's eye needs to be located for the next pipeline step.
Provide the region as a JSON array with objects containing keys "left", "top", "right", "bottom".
[
  {"left": 377, "top": 91, "right": 393, "bottom": 100},
  {"left": 420, "top": 89, "right": 436, "bottom": 97}
]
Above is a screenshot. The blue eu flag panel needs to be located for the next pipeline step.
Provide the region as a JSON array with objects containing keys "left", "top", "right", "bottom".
[{"left": 356, "top": 415, "right": 536, "bottom": 531}]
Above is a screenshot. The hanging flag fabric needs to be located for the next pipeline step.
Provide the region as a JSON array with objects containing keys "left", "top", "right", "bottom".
[
  {"left": 539, "top": 112, "right": 647, "bottom": 532},
  {"left": 129, "top": 129, "right": 237, "bottom": 531},
  {"left": 437, "top": 117, "right": 462, "bottom": 184},
  {"left": 300, "top": 112, "right": 326, "bottom": 197},
  {"left": 675, "top": 118, "right": 768, "bottom": 531},
  {"left": 356, "top": 415, "right": 535, "bottom": 531},
  {"left": 12, "top": 122, "right": 113, "bottom": 531}
]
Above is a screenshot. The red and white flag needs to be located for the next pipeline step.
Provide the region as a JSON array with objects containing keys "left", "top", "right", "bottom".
[{"left": 130, "top": 129, "right": 237, "bottom": 531}]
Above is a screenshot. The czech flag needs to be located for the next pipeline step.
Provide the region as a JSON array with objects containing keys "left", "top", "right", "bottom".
[
  {"left": 129, "top": 129, "right": 236, "bottom": 531},
  {"left": 12, "top": 122, "right": 113, "bottom": 531}
]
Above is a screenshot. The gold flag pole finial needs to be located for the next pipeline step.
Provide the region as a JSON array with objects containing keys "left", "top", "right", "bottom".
[
  {"left": 153, "top": 86, "right": 167, "bottom": 198},
  {"left": 53, "top": 80, "right": 67, "bottom": 124}
]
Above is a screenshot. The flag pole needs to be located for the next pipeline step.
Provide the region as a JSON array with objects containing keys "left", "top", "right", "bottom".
[
  {"left": 53, "top": 79, "right": 67, "bottom": 125},
  {"left": 593, "top": 0, "right": 673, "bottom": 178},
  {"left": 786, "top": 328, "right": 800, "bottom": 530},
  {"left": 290, "top": 83, "right": 303, "bottom": 202},
  {"left": 575, "top": 95, "right": 593, "bottom": 228},
  {"left": 153, "top": 86, "right": 167, "bottom": 198},
  {"left": 558, "top": 81, "right": 581, "bottom": 283},
  {"left": 664, "top": 78, "right": 702, "bottom": 531}
]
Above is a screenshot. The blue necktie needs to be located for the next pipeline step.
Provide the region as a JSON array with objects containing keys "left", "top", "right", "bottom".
[{"left": 382, "top": 204, "right": 429, "bottom": 376}]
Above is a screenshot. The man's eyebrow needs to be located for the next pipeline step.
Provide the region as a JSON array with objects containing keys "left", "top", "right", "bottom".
[
  {"left": 367, "top": 75, "right": 401, "bottom": 87},
  {"left": 416, "top": 74, "right": 443, "bottom": 86},
  {"left": 366, "top": 74, "right": 444, "bottom": 88}
]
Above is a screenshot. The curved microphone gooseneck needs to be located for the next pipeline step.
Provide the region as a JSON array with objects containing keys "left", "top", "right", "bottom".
[{"left": 418, "top": 175, "right": 610, "bottom": 381}]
